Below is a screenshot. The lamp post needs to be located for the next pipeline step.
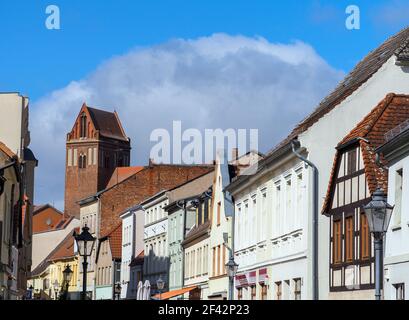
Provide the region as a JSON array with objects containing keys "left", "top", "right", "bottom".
[
  {"left": 225, "top": 256, "right": 238, "bottom": 300},
  {"left": 156, "top": 276, "right": 165, "bottom": 300},
  {"left": 363, "top": 188, "right": 394, "bottom": 300},
  {"left": 62, "top": 265, "right": 73, "bottom": 300},
  {"left": 74, "top": 225, "right": 96, "bottom": 300}
]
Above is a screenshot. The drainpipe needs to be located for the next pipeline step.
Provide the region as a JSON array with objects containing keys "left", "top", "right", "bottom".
[
  {"left": 176, "top": 200, "right": 186, "bottom": 291},
  {"left": 291, "top": 139, "right": 319, "bottom": 300}
]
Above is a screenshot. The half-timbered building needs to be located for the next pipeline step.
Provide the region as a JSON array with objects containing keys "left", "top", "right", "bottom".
[{"left": 322, "top": 93, "right": 409, "bottom": 299}]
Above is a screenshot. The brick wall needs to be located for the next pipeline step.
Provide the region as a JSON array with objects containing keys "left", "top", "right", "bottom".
[{"left": 99, "top": 165, "right": 213, "bottom": 235}]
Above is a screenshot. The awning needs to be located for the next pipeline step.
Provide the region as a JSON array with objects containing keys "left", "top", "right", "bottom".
[
  {"left": 152, "top": 286, "right": 197, "bottom": 300},
  {"left": 258, "top": 268, "right": 269, "bottom": 284},
  {"left": 235, "top": 274, "right": 248, "bottom": 288},
  {"left": 248, "top": 271, "right": 256, "bottom": 286}
]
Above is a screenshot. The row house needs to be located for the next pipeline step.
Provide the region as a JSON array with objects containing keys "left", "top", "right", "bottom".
[
  {"left": 293, "top": 27, "right": 409, "bottom": 300},
  {"left": 0, "top": 93, "right": 37, "bottom": 300},
  {"left": 181, "top": 187, "right": 213, "bottom": 300},
  {"left": 31, "top": 204, "right": 79, "bottom": 271},
  {"left": 377, "top": 108, "right": 409, "bottom": 300},
  {"left": 95, "top": 223, "right": 122, "bottom": 300},
  {"left": 29, "top": 229, "right": 79, "bottom": 300},
  {"left": 227, "top": 148, "right": 309, "bottom": 300},
  {"left": 142, "top": 191, "right": 170, "bottom": 294},
  {"left": 165, "top": 170, "right": 214, "bottom": 295},
  {"left": 322, "top": 94, "right": 409, "bottom": 299},
  {"left": 242, "top": 27, "right": 409, "bottom": 300},
  {"left": 120, "top": 205, "right": 144, "bottom": 299},
  {"left": 208, "top": 149, "right": 263, "bottom": 300}
]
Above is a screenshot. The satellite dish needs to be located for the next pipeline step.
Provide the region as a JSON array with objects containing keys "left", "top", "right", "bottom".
[{"left": 46, "top": 218, "right": 52, "bottom": 226}]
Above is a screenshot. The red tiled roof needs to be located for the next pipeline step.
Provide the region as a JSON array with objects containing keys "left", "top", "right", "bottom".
[
  {"left": 32, "top": 204, "right": 64, "bottom": 234},
  {"left": 322, "top": 93, "right": 409, "bottom": 213},
  {"left": 105, "top": 166, "right": 144, "bottom": 189},
  {"left": 102, "top": 222, "right": 122, "bottom": 260},
  {"left": 48, "top": 228, "right": 79, "bottom": 261},
  {"left": 86, "top": 105, "right": 129, "bottom": 141}
]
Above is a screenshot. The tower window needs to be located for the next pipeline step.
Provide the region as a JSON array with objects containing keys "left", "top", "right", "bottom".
[
  {"left": 79, "top": 154, "right": 87, "bottom": 169},
  {"left": 80, "top": 112, "right": 87, "bottom": 138}
]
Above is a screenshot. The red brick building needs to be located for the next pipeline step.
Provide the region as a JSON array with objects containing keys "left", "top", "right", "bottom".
[
  {"left": 64, "top": 103, "right": 131, "bottom": 218},
  {"left": 96, "top": 162, "right": 214, "bottom": 236}
]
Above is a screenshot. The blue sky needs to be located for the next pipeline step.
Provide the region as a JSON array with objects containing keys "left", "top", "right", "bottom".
[
  {"left": 2, "top": 0, "right": 409, "bottom": 208},
  {"left": 1, "top": 0, "right": 408, "bottom": 101}
]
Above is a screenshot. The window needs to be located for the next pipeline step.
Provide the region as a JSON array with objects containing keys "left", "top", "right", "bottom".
[
  {"left": 347, "top": 149, "right": 357, "bottom": 175},
  {"left": 217, "top": 245, "right": 221, "bottom": 276},
  {"left": 360, "top": 213, "right": 370, "bottom": 260},
  {"left": 212, "top": 247, "right": 216, "bottom": 277},
  {"left": 394, "top": 169, "right": 403, "bottom": 226},
  {"left": 222, "top": 245, "right": 226, "bottom": 275},
  {"left": 250, "top": 286, "right": 256, "bottom": 300},
  {"left": 294, "top": 278, "right": 301, "bottom": 300},
  {"left": 79, "top": 154, "right": 87, "bottom": 169},
  {"left": 276, "top": 282, "right": 282, "bottom": 300},
  {"left": 217, "top": 202, "right": 221, "bottom": 225},
  {"left": 333, "top": 220, "right": 342, "bottom": 264},
  {"left": 345, "top": 216, "right": 354, "bottom": 262},
  {"left": 394, "top": 283, "right": 405, "bottom": 300},
  {"left": 80, "top": 112, "right": 87, "bottom": 138},
  {"left": 237, "top": 288, "right": 243, "bottom": 300},
  {"left": 260, "top": 284, "right": 268, "bottom": 300}
]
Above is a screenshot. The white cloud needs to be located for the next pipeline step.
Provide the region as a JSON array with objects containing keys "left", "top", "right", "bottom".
[{"left": 30, "top": 33, "right": 343, "bottom": 209}]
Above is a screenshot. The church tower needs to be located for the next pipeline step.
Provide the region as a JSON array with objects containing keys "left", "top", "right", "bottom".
[{"left": 64, "top": 103, "right": 131, "bottom": 218}]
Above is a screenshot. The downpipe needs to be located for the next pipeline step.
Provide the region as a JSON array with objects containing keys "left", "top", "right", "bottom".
[{"left": 291, "top": 139, "right": 319, "bottom": 300}]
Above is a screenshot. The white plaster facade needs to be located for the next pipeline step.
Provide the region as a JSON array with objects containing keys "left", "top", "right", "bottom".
[
  {"left": 297, "top": 55, "right": 409, "bottom": 299},
  {"left": 120, "top": 205, "right": 144, "bottom": 299},
  {"left": 382, "top": 133, "right": 409, "bottom": 300},
  {"left": 143, "top": 192, "right": 169, "bottom": 292},
  {"left": 230, "top": 153, "right": 309, "bottom": 300}
]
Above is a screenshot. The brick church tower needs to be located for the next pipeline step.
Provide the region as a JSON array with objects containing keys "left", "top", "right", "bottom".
[{"left": 64, "top": 103, "right": 131, "bottom": 218}]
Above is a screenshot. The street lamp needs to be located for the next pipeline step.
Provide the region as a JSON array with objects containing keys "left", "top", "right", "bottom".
[
  {"left": 74, "top": 225, "right": 96, "bottom": 300},
  {"left": 156, "top": 276, "right": 165, "bottom": 300},
  {"left": 363, "top": 188, "right": 394, "bottom": 300},
  {"left": 114, "top": 282, "right": 122, "bottom": 300},
  {"left": 225, "top": 256, "right": 238, "bottom": 300},
  {"left": 53, "top": 280, "right": 59, "bottom": 300},
  {"left": 63, "top": 265, "right": 73, "bottom": 300}
]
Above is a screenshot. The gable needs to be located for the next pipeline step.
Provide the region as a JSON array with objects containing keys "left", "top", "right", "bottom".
[
  {"left": 325, "top": 145, "right": 370, "bottom": 214},
  {"left": 67, "top": 103, "right": 128, "bottom": 142}
]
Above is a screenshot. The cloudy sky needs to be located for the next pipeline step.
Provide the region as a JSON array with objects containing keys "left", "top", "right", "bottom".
[{"left": 1, "top": 0, "right": 408, "bottom": 209}]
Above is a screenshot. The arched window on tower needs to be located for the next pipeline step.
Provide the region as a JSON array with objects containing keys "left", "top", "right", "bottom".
[
  {"left": 80, "top": 112, "right": 87, "bottom": 138},
  {"left": 79, "top": 154, "right": 87, "bottom": 169}
]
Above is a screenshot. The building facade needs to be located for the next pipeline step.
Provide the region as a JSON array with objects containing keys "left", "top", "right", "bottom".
[
  {"left": 0, "top": 92, "right": 37, "bottom": 299},
  {"left": 95, "top": 223, "right": 122, "bottom": 300},
  {"left": 322, "top": 94, "right": 409, "bottom": 299},
  {"left": 143, "top": 192, "right": 169, "bottom": 293},
  {"left": 227, "top": 148, "right": 308, "bottom": 300},
  {"left": 165, "top": 171, "right": 214, "bottom": 294},
  {"left": 120, "top": 205, "right": 144, "bottom": 299},
  {"left": 378, "top": 117, "right": 409, "bottom": 300},
  {"left": 182, "top": 188, "right": 212, "bottom": 300}
]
